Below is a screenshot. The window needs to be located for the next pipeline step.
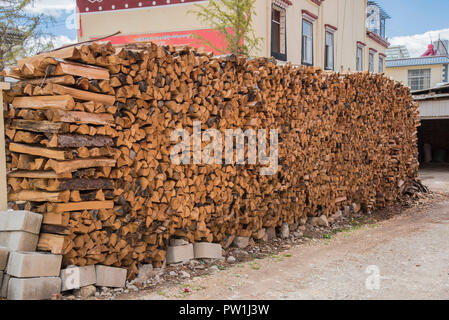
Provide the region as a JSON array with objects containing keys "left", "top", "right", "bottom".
[
  {"left": 379, "top": 56, "right": 384, "bottom": 73},
  {"left": 302, "top": 19, "right": 313, "bottom": 65},
  {"left": 408, "top": 69, "right": 431, "bottom": 91},
  {"left": 271, "top": 6, "right": 286, "bottom": 61},
  {"left": 368, "top": 52, "right": 374, "bottom": 73},
  {"left": 356, "top": 46, "right": 363, "bottom": 71},
  {"left": 324, "top": 31, "right": 334, "bottom": 70}
]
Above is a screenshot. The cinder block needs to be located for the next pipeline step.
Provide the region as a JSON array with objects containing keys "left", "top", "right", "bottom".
[
  {"left": 7, "top": 277, "right": 61, "bottom": 300},
  {"left": 7, "top": 252, "right": 62, "bottom": 278},
  {"left": 0, "top": 246, "right": 9, "bottom": 270},
  {"left": 166, "top": 244, "right": 194, "bottom": 264},
  {"left": 193, "top": 242, "right": 222, "bottom": 259},
  {"left": 60, "top": 265, "right": 96, "bottom": 291},
  {"left": 0, "top": 211, "right": 42, "bottom": 234},
  {"left": 1, "top": 273, "right": 10, "bottom": 298},
  {"left": 95, "top": 265, "right": 126, "bottom": 288},
  {"left": 0, "top": 231, "right": 38, "bottom": 251}
]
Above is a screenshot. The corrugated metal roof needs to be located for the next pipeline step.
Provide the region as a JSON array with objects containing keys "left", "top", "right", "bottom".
[{"left": 386, "top": 56, "right": 449, "bottom": 68}]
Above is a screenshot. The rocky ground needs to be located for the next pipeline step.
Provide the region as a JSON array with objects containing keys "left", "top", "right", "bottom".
[{"left": 59, "top": 186, "right": 448, "bottom": 300}]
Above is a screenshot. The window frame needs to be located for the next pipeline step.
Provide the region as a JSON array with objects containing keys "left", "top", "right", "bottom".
[
  {"left": 301, "top": 19, "right": 314, "bottom": 66},
  {"left": 408, "top": 69, "right": 431, "bottom": 91},
  {"left": 368, "top": 52, "right": 375, "bottom": 73},
  {"left": 356, "top": 46, "right": 364, "bottom": 71},
  {"left": 378, "top": 55, "right": 385, "bottom": 73},
  {"left": 270, "top": 4, "right": 287, "bottom": 62},
  {"left": 324, "top": 30, "right": 334, "bottom": 71}
]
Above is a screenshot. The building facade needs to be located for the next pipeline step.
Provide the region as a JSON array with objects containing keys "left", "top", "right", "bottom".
[
  {"left": 386, "top": 40, "right": 449, "bottom": 92},
  {"left": 76, "top": 0, "right": 390, "bottom": 72}
]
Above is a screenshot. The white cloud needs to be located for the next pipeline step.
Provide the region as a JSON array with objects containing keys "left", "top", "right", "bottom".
[
  {"left": 389, "top": 28, "right": 449, "bottom": 58},
  {"left": 25, "top": 35, "right": 76, "bottom": 55},
  {"left": 24, "top": 0, "right": 76, "bottom": 17}
]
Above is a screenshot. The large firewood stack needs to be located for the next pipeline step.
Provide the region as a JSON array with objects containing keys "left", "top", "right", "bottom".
[{"left": 2, "top": 41, "right": 419, "bottom": 278}]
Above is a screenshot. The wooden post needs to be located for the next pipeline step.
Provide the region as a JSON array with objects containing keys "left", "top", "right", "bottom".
[{"left": 0, "top": 82, "right": 10, "bottom": 210}]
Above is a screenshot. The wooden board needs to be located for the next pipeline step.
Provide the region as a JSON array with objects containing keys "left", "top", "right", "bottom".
[
  {"left": 44, "top": 158, "right": 116, "bottom": 174},
  {"left": 12, "top": 95, "right": 74, "bottom": 110},
  {"left": 10, "top": 119, "right": 67, "bottom": 133},
  {"left": 46, "top": 110, "right": 114, "bottom": 126},
  {"left": 49, "top": 200, "right": 114, "bottom": 212},
  {"left": 9, "top": 143, "right": 66, "bottom": 160},
  {"left": 52, "top": 84, "right": 115, "bottom": 105},
  {"left": 8, "top": 170, "right": 72, "bottom": 179}
]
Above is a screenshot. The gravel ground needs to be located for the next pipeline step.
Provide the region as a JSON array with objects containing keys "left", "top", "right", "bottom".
[{"left": 87, "top": 192, "right": 449, "bottom": 300}]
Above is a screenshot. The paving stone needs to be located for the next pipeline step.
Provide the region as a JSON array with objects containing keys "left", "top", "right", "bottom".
[
  {"left": 193, "top": 242, "right": 222, "bottom": 259},
  {"left": 0, "top": 246, "right": 9, "bottom": 270},
  {"left": 166, "top": 244, "right": 194, "bottom": 264},
  {"left": 95, "top": 265, "right": 127, "bottom": 288},
  {"left": 7, "top": 277, "right": 61, "bottom": 300},
  {"left": 60, "top": 265, "right": 96, "bottom": 291},
  {"left": 7, "top": 252, "right": 62, "bottom": 278},
  {"left": 0, "top": 273, "right": 10, "bottom": 298},
  {"left": 0, "top": 211, "right": 42, "bottom": 234},
  {"left": 0, "top": 231, "right": 38, "bottom": 251},
  {"left": 232, "top": 236, "right": 249, "bottom": 249}
]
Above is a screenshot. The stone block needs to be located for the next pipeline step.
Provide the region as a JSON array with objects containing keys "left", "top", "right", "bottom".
[
  {"left": 0, "top": 211, "right": 42, "bottom": 234},
  {"left": 266, "top": 228, "right": 276, "bottom": 240},
  {"left": 7, "top": 252, "right": 62, "bottom": 278},
  {"left": 0, "top": 246, "right": 9, "bottom": 270},
  {"left": 232, "top": 236, "right": 249, "bottom": 249},
  {"left": 193, "top": 242, "right": 222, "bottom": 259},
  {"left": 0, "top": 231, "right": 39, "bottom": 251},
  {"left": 95, "top": 265, "right": 126, "bottom": 288},
  {"left": 166, "top": 244, "right": 194, "bottom": 264},
  {"left": 7, "top": 277, "right": 61, "bottom": 300},
  {"left": 60, "top": 265, "right": 96, "bottom": 291},
  {"left": 1, "top": 273, "right": 10, "bottom": 298}
]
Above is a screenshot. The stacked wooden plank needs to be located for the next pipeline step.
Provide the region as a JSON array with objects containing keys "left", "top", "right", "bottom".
[
  {"left": 3, "top": 43, "right": 119, "bottom": 266},
  {"left": 2, "top": 41, "right": 420, "bottom": 279}
]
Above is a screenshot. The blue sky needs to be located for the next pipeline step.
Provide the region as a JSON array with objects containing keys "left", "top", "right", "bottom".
[
  {"left": 28, "top": 0, "right": 449, "bottom": 57},
  {"left": 377, "top": 0, "right": 449, "bottom": 38}
]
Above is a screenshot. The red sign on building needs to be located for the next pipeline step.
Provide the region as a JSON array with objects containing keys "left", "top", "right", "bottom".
[{"left": 76, "top": 0, "right": 205, "bottom": 13}]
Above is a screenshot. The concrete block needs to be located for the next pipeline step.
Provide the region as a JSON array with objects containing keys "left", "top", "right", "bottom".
[
  {"left": 193, "top": 242, "right": 222, "bottom": 259},
  {"left": 60, "top": 265, "right": 96, "bottom": 291},
  {"left": 232, "top": 236, "right": 249, "bottom": 249},
  {"left": 166, "top": 244, "right": 194, "bottom": 264},
  {"left": 7, "top": 277, "right": 61, "bottom": 300},
  {"left": 7, "top": 252, "right": 62, "bottom": 278},
  {"left": 1, "top": 273, "right": 10, "bottom": 298},
  {"left": 0, "top": 231, "right": 38, "bottom": 251},
  {"left": 169, "top": 238, "right": 189, "bottom": 246},
  {"left": 95, "top": 265, "right": 126, "bottom": 288},
  {"left": 0, "top": 211, "right": 42, "bottom": 234},
  {"left": 0, "top": 246, "right": 9, "bottom": 270}
]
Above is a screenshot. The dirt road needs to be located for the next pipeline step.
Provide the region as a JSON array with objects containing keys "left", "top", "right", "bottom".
[{"left": 130, "top": 199, "right": 449, "bottom": 300}]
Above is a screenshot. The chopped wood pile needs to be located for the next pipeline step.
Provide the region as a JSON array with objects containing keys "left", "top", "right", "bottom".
[{"left": 2, "top": 41, "right": 420, "bottom": 278}]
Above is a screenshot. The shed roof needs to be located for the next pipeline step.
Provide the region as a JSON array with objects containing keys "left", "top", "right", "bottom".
[{"left": 386, "top": 56, "right": 449, "bottom": 68}]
